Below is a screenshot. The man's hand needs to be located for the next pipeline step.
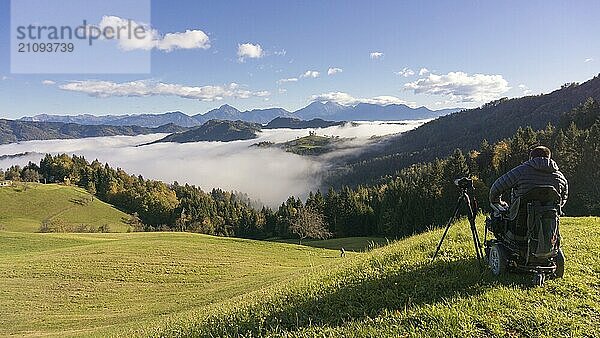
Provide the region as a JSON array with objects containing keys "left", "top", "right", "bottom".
[{"left": 491, "top": 200, "right": 509, "bottom": 214}]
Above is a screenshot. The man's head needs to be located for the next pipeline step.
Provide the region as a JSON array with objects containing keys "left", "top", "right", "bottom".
[{"left": 530, "top": 146, "right": 551, "bottom": 159}]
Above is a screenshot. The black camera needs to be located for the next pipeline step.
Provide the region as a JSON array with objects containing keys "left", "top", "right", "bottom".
[{"left": 454, "top": 177, "right": 473, "bottom": 190}]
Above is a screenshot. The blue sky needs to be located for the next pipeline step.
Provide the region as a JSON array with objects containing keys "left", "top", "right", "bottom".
[{"left": 1, "top": 0, "right": 599, "bottom": 118}]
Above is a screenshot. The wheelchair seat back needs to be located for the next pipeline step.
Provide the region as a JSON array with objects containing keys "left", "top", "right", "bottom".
[{"left": 512, "top": 186, "right": 561, "bottom": 260}]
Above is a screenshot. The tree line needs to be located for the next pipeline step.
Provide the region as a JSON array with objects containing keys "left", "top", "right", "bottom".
[
  {"left": 323, "top": 75, "right": 600, "bottom": 188},
  {"left": 1, "top": 98, "right": 599, "bottom": 239}
]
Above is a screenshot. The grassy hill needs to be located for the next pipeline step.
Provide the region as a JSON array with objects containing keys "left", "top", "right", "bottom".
[
  {"left": 254, "top": 134, "right": 355, "bottom": 156},
  {"left": 0, "top": 231, "right": 344, "bottom": 337},
  {"left": 0, "top": 183, "right": 130, "bottom": 232},
  {"left": 282, "top": 134, "right": 346, "bottom": 155},
  {"left": 145, "top": 217, "right": 599, "bottom": 337},
  {"left": 0, "top": 217, "right": 597, "bottom": 337}
]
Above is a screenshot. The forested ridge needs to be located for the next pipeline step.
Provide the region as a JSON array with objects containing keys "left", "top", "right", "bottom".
[
  {"left": 2, "top": 98, "right": 599, "bottom": 240},
  {"left": 325, "top": 74, "right": 600, "bottom": 188},
  {"left": 0, "top": 119, "right": 186, "bottom": 145},
  {"left": 152, "top": 119, "right": 262, "bottom": 143}
]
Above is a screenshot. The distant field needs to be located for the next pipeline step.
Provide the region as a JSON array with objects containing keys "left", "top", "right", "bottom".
[
  {"left": 275, "top": 237, "right": 391, "bottom": 252},
  {"left": 0, "top": 183, "right": 129, "bottom": 232}
]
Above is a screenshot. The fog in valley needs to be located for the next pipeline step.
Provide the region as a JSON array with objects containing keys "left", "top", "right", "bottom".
[{"left": 0, "top": 120, "right": 426, "bottom": 205}]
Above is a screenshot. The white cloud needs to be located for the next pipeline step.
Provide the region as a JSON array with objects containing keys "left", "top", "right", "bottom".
[
  {"left": 254, "top": 91, "right": 271, "bottom": 97},
  {"left": 395, "top": 67, "right": 415, "bottom": 77},
  {"left": 404, "top": 71, "right": 510, "bottom": 102},
  {"left": 366, "top": 96, "right": 415, "bottom": 106},
  {"left": 158, "top": 30, "right": 211, "bottom": 51},
  {"left": 1, "top": 76, "right": 9, "bottom": 81},
  {"left": 300, "top": 70, "right": 320, "bottom": 78},
  {"left": 42, "top": 80, "right": 56, "bottom": 85},
  {"left": 59, "top": 80, "right": 269, "bottom": 101},
  {"left": 237, "top": 43, "right": 264, "bottom": 61},
  {"left": 370, "top": 52, "right": 384, "bottom": 60},
  {"left": 584, "top": 58, "right": 594, "bottom": 63},
  {"left": 327, "top": 67, "right": 343, "bottom": 75},
  {"left": 518, "top": 84, "right": 533, "bottom": 95},
  {"left": 310, "top": 91, "right": 415, "bottom": 107},
  {"left": 274, "top": 49, "right": 287, "bottom": 56},
  {"left": 418, "top": 67, "right": 430, "bottom": 76},
  {"left": 97, "top": 16, "right": 210, "bottom": 52},
  {"left": 276, "top": 78, "right": 298, "bottom": 85},
  {"left": 278, "top": 88, "right": 287, "bottom": 94}
]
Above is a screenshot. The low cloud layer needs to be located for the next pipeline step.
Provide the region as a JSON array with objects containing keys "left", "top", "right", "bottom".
[
  {"left": 57, "top": 80, "right": 270, "bottom": 101},
  {"left": 311, "top": 92, "right": 416, "bottom": 107},
  {"left": 404, "top": 71, "right": 510, "bottom": 102},
  {"left": 0, "top": 122, "right": 425, "bottom": 206}
]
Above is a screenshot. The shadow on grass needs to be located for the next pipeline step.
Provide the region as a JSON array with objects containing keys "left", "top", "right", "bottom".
[{"left": 186, "top": 257, "right": 530, "bottom": 336}]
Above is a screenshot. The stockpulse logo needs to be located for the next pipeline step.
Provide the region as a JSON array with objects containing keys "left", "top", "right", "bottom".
[{"left": 10, "top": 0, "right": 151, "bottom": 74}]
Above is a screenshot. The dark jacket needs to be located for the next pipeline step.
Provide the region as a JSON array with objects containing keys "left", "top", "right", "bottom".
[{"left": 489, "top": 157, "right": 569, "bottom": 207}]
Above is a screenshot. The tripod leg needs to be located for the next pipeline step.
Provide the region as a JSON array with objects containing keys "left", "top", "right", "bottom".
[
  {"left": 433, "top": 196, "right": 463, "bottom": 260},
  {"left": 465, "top": 193, "right": 484, "bottom": 265}
]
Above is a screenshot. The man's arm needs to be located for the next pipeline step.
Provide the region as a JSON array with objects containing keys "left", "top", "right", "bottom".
[
  {"left": 489, "top": 166, "right": 521, "bottom": 204},
  {"left": 559, "top": 172, "right": 569, "bottom": 207}
]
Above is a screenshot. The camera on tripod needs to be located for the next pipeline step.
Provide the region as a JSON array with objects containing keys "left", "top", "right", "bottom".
[
  {"left": 454, "top": 177, "right": 474, "bottom": 190},
  {"left": 433, "top": 176, "right": 484, "bottom": 265}
]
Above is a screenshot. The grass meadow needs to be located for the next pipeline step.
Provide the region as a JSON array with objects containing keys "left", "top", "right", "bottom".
[
  {"left": 1, "top": 216, "right": 597, "bottom": 337},
  {"left": 0, "top": 183, "right": 129, "bottom": 232}
]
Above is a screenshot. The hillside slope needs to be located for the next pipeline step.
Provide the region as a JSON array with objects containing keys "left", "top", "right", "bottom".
[
  {"left": 0, "top": 231, "right": 343, "bottom": 337},
  {"left": 146, "top": 217, "right": 600, "bottom": 338},
  {"left": 327, "top": 75, "right": 600, "bottom": 186},
  {"left": 152, "top": 119, "right": 262, "bottom": 143},
  {"left": 0, "top": 183, "right": 130, "bottom": 232},
  {"left": 0, "top": 119, "right": 186, "bottom": 145}
]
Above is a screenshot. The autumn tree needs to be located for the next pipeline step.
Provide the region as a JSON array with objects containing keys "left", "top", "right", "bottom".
[{"left": 289, "top": 207, "right": 332, "bottom": 243}]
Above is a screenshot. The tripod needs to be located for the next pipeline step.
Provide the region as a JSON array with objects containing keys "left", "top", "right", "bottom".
[{"left": 432, "top": 187, "right": 485, "bottom": 266}]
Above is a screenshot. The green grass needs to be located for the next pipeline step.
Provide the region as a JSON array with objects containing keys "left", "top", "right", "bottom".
[
  {"left": 282, "top": 135, "right": 346, "bottom": 155},
  {"left": 275, "top": 237, "right": 390, "bottom": 252},
  {"left": 0, "top": 183, "right": 130, "bottom": 232},
  {"left": 1, "top": 217, "right": 598, "bottom": 337},
  {"left": 0, "top": 231, "right": 346, "bottom": 337},
  {"left": 145, "top": 217, "right": 600, "bottom": 338}
]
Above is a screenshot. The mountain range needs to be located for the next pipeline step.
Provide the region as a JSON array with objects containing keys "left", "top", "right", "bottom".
[{"left": 19, "top": 102, "right": 460, "bottom": 128}]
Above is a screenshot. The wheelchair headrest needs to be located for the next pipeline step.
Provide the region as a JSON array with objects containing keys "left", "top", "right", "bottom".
[{"left": 521, "top": 186, "right": 561, "bottom": 204}]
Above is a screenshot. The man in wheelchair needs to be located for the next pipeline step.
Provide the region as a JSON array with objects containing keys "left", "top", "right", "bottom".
[{"left": 486, "top": 146, "right": 569, "bottom": 284}]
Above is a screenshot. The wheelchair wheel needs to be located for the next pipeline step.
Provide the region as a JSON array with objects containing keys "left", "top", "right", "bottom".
[
  {"left": 555, "top": 248, "right": 565, "bottom": 278},
  {"left": 489, "top": 243, "right": 507, "bottom": 276}
]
